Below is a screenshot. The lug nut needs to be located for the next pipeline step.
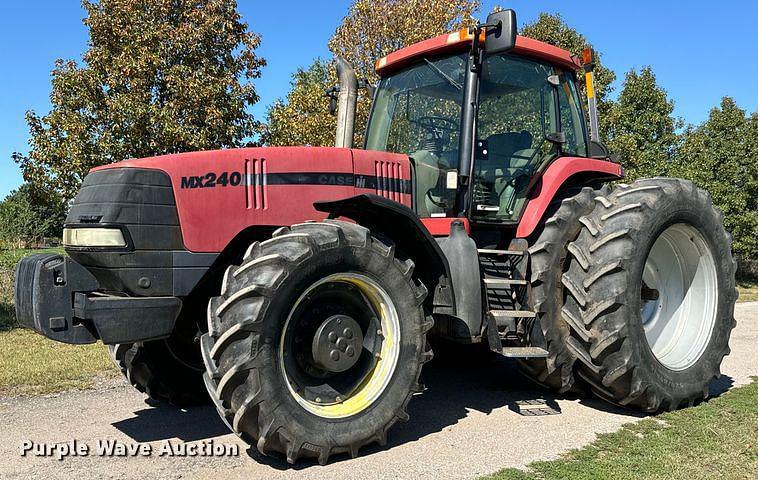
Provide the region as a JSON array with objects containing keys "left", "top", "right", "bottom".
[
  {"left": 346, "top": 345, "right": 355, "bottom": 357},
  {"left": 343, "top": 328, "right": 353, "bottom": 339},
  {"left": 330, "top": 350, "right": 340, "bottom": 361},
  {"left": 328, "top": 331, "right": 337, "bottom": 343}
]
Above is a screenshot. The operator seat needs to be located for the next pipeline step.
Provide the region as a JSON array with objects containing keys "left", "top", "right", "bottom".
[
  {"left": 485, "top": 131, "right": 533, "bottom": 169},
  {"left": 472, "top": 131, "right": 533, "bottom": 216}
]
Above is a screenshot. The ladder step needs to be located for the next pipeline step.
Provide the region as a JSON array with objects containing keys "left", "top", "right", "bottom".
[
  {"left": 501, "top": 347, "right": 549, "bottom": 358},
  {"left": 483, "top": 278, "right": 528, "bottom": 286},
  {"left": 478, "top": 248, "right": 525, "bottom": 256},
  {"left": 489, "top": 309, "right": 536, "bottom": 318}
]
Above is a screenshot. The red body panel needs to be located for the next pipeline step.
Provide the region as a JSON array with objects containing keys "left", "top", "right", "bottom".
[
  {"left": 93, "top": 147, "right": 411, "bottom": 252},
  {"left": 92, "top": 147, "right": 620, "bottom": 251},
  {"left": 421, "top": 217, "right": 470, "bottom": 236},
  {"left": 376, "top": 33, "right": 581, "bottom": 76},
  {"left": 351, "top": 149, "right": 413, "bottom": 206},
  {"left": 516, "top": 157, "right": 623, "bottom": 238}
]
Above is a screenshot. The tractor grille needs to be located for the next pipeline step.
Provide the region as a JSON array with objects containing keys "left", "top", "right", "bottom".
[
  {"left": 64, "top": 168, "right": 183, "bottom": 296},
  {"left": 245, "top": 157, "right": 267, "bottom": 210},
  {"left": 375, "top": 159, "right": 403, "bottom": 202}
]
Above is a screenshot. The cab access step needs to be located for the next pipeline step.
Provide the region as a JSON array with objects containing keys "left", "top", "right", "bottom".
[{"left": 479, "top": 247, "right": 548, "bottom": 359}]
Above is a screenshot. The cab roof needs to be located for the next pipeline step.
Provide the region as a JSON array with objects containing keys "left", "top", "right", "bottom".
[{"left": 375, "top": 30, "right": 581, "bottom": 76}]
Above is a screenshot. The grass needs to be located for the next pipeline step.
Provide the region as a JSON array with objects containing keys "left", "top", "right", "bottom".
[
  {"left": 737, "top": 279, "right": 758, "bottom": 303},
  {"left": 0, "top": 328, "right": 116, "bottom": 396},
  {"left": 0, "top": 248, "right": 116, "bottom": 396},
  {"left": 485, "top": 379, "right": 758, "bottom": 480}
]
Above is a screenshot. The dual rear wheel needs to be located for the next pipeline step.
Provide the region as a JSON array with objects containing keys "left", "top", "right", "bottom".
[{"left": 521, "top": 178, "right": 737, "bottom": 410}]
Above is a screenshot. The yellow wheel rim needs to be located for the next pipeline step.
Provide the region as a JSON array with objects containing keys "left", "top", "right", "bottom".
[{"left": 279, "top": 273, "right": 401, "bottom": 419}]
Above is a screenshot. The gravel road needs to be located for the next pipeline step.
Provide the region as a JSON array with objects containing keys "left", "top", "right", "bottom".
[{"left": 2, "top": 302, "right": 756, "bottom": 480}]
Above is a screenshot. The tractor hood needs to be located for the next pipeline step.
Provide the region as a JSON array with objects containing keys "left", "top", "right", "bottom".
[{"left": 86, "top": 147, "right": 412, "bottom": 252}]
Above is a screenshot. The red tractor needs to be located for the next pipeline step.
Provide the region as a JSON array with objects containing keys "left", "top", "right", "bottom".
[{"left": 16, "top": 10, "right": 736, "bottom": 465}]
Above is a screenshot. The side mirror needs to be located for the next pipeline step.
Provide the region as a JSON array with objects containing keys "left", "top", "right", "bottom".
[{"left": 484, "top": 9, "right": 517, "bottom": 55}]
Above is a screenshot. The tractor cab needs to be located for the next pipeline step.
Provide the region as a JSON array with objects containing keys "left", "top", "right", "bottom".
[{"left": 365, "top": 11, "right": 592, "bottom": 225}]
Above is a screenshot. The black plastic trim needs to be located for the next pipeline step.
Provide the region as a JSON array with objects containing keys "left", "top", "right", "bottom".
[{"left": 15, "top": 254, "right": 181, "bottom": 345}]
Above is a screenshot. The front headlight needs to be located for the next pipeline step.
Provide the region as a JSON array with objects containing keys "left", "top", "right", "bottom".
[{"left": 63, "top": 228, "right": 127, "bottom": 248}]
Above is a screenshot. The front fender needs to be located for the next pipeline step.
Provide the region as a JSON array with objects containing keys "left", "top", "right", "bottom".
[{"left": 315, "top": 194, "right": 455, "bottom": 313}]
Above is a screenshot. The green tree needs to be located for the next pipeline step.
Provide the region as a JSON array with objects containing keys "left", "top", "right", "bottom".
[
  {"left": 264, "top": 60, "right": 336, "bottom": 147},
  {"left": 520, "top": 12, "right": 616, "bottom": 127},
  {"left": 605, "top": 67, "right": 679, "bottom": 178},
  {"left": 670, "top": 97, "right": 758, "bottom": 263},
  {"left": 0, "top": 185, "right": 66, "bottom": 247},
  {"left": 265, "top": 0, "right": 479, "bottom": 147},
  {"left": 18, "top": 0, "right": 265, "bottom": 200}
]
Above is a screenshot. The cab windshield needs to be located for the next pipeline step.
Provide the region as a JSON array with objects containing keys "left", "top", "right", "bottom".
[{"left": 365, "top": 52, "right": 587, "bottom": 220}]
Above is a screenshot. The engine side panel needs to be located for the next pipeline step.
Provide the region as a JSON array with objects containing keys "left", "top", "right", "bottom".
[{"left": 93, "top": 147, "right": 412, "bottom": 253}]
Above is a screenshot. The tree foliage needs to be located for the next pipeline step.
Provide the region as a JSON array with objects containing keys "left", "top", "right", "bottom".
[
  {"left": 263, "top": 60, "right": 336, "bottom": 147},
  {"left": 19, "top": 0, "right": 265, "bottom": 200},
  {"left": 605, "top": 67, "right": 679, "bottom": 179},
  {"left": 670, "top": 98, "right": 758, "bottom": 262},
  {"left": 265, "top": 0, "right": 479, "bottom": 147},
  {"left": 0, "top": 185, "right": 66, "bottom": 247}
]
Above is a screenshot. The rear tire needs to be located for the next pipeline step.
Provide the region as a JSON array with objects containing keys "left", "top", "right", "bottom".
[
  {"left": 200, "top": 220, "right": 432, "bottom": 464},
  {"left": 561, "top": 178, "right": 737, "bottom": 411},
  {"left": 518, "top": 187, "right": 603, "bottom": 393}
]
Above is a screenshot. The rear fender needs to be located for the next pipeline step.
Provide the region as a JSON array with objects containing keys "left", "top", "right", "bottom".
[{"left": 517, "top": 157, "right": 623, "bottom": 238}]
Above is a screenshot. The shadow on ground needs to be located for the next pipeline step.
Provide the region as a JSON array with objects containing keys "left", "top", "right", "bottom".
[
  {"left": 111, "top": 404, "right": 230, "bottom": 443},
  {"left": 110, "top": 345, "right": 736, "bottom": 469}
]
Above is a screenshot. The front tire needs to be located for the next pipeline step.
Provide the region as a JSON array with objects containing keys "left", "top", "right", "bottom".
[
  {"left": 108, "top": 337, "right": 208, "bottom": 406},
  {"left": 201, "top": 220, "right": 432, "bottom": 464},
  {"left": 562, "top": 178, "right": 737, "bottom": 411}
]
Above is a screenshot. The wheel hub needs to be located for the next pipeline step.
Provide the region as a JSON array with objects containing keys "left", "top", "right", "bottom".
[
  {"left": 279, "top": 273, "right": 400, "bottom": 418},
  {"left": 312, "top": 314, "right": 364, "bottom": 373}
]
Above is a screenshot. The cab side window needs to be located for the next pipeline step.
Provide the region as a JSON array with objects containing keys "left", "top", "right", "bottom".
[{"left": 557, "top": 72, "right": 588, "bottom": 157}]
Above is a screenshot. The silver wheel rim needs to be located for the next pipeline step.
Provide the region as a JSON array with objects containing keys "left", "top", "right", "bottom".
[
  {"left": 641, "top": 223, "right": 718, "bottom": 371},
  {"left": 279, "top": 273, "right": 401, "bottom": 418}
]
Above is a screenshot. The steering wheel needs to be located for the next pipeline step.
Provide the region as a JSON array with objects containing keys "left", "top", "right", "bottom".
[{"left": 413, "top": 116, "right": 458, "bottom": 133}]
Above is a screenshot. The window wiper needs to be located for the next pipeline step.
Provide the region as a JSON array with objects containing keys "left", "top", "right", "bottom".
[{"left": 423, "top": 58, "right": 462, "bottom": 91}]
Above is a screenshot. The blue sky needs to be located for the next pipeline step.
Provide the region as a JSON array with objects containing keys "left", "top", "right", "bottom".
[{"left": 1, "top": 1, "right": 756, "bottom": 198}]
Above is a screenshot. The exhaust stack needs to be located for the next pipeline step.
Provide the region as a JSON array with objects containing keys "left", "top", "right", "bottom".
[{"left": 334, "top": 57, "right": 358, "bottom": 149}]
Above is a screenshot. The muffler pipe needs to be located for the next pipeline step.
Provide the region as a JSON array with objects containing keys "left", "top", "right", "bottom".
[{"left": 334, "top": 56, "right": 358, "bottom": 149}]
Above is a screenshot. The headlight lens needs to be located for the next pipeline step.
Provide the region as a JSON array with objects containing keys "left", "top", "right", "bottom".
[{"left": 63, "top": 228, "right": 127, "bottom": 248}]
